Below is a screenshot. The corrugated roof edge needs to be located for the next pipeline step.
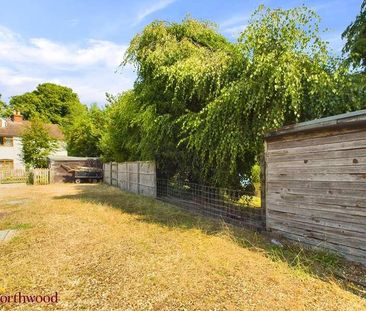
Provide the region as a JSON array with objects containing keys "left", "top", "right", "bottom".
[
  {"left": 48, "top": 156, "right": 100, "bottom": 161},
  {"left": 265, "top": 109, "right": 366, "bottom": 139}
]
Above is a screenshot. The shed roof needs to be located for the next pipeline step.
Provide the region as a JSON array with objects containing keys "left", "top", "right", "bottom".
[
  {"left": 48, "top": 156, "right": 100, "bottom": 162},
  {"left": 265, "top": 109, "right": 366, "bottom": 139}
]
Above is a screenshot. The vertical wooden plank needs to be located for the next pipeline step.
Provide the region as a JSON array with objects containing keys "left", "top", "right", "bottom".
[
  {"left": 260, "top": 152, "right": 266, "bottom": 229},
  {"left": 49, "top": 166, "right": 53, "bottom": 184},
  {"left": 262, "top": 140, "right": 269, "bottom": 231},
  {"left": 265, "top": 125, "right": 366, "bottom": 265}
]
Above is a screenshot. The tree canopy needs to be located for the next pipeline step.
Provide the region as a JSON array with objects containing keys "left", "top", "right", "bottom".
[
  {"left": 9, "top": 83, "right": 85, "bottom": 125},
  {"left": 0, "top": 94, "right": 11, "bottom": 118},
  {"left": 101, "top": 6, "right": 366, "bottom": 188},
  {"left": 6, "top": 83, "right": 106, "bottom": 158},
  {"left": 342, "top": 0, "right": 366, "bottom": 71},
  {"left": 105, "top": 18, "right": 242, "bottom": 183},
  {"left": 21, "top": 118, "right": 59, "bottom": 168},
  {"left": 65, "top": 103, "right": 105, "bottom": 157},
  {"left": 181, "top": 6, "right": 365, "bottom": 185}
]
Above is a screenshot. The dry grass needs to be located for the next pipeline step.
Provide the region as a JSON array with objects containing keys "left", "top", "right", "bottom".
[{"left": 0, "top": 183, "right": 365, "bottom": 310}]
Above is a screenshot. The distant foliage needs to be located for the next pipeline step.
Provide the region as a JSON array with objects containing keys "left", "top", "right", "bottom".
[
  {"left": 342, "top": 0, "right": 366, "bottom": 71},
  {"left": 21, "top": 119, "right": 59, "bottom": 168},
  {"left": 9, "top": 83, "right": 85, "bottom": 125},
  {"left": 65, "top": 104, "right": 106, "bottom": 157},
  {"left": 0, "top": 94, "right": 11, "bottom": 118},
  {"left": 102, "top": 6, "right": 366, "bottom": 188},
  {"left": 251, "top": 164, "right": 261, "bottom": 184},
  {"left": 100, "top": 91, "right": 140, "bottom": 162},
  {"left": 9, "top": 83, "right": 106, "bottom": 158}
]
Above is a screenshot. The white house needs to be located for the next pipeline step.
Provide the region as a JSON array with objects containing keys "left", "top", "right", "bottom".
[{"left": 0, "top": 112, "right": 67, "bottom": 170}]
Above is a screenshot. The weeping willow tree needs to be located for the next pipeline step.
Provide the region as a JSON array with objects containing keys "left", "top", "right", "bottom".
[
  {"left": 181, "top": 6, "right": 365, "bottom": 186},
  {"left": 102, "top": 6, "right": 365, "bottom": 188},
  {"left": 103, "top": 18, "right": 242, "bottom": 182}
]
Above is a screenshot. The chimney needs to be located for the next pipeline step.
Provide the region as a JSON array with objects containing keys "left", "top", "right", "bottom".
[{"left": 11, "top": 111, "right": 23, "bottom": 123}]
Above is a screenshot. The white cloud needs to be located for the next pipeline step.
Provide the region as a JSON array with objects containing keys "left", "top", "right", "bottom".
[
  {"left": 0, "top": 25, "right": 135, "bottom": 105},
  {"left": 219, "top": 14, "right": 250, "bottom": 38},
  {"left": 220, "top": 14, "right": 250, "bottom": 29},
  {"left": 48, "top": 70, "right": 134, "bottom": 104},
  {"left": 221, "top": 24, "right": 248, "bottom": 38},
  {"left": 134, "top": 0, "right": 176, "bottom": 25},
  {"left": 0, "top": 67, "right": 42, "bottom": 90},
  {"left": 0, "top": 26, "right": 126, "bottom": 69}
]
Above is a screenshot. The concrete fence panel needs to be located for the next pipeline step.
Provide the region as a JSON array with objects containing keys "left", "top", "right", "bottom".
[
  {"left": 103, "top": 161, "right": 156, "bottom": 197},
  {"left": 103, "top": 163, "right": 111, "bottom": 185}
]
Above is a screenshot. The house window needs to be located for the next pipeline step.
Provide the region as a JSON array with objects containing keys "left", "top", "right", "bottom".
[
  {"left": 0, "top": 160, "right": 14, "bottom": 170},
  {"left": 0, "top": 137, "right": 14, "bottom": 147}
]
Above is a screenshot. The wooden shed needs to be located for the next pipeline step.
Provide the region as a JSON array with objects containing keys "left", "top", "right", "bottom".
[
  {"left": 48, "top": 156, "right": 102, "bottom": 183},
  {"left": 264, "top": 109, "right": 366, "bottom": 265}
]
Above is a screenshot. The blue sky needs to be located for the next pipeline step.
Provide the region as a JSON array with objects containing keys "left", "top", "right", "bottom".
[{"left": 0, "top": 0, "right": 362, "bottom": 105}]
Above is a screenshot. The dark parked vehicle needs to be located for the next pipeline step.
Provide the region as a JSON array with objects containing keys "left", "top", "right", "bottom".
[
  {"left": 74, "top": 168, "right": 103, "bottom": 183},
  {"left": 60, "top": 164, "right": 103, "bottom": 183}
]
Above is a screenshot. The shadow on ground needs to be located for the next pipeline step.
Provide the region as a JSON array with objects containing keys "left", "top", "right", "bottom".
[{"left": 55, "top": 184, "right": 366, "bottom": 298}]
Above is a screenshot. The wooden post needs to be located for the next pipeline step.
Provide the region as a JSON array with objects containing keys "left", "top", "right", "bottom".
[{"left": 260, "top": 141, "right": 267, "bottom": 231}]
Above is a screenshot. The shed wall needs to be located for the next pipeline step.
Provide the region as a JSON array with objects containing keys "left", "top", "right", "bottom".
[
  {"left": 265, "top": 125, "right": 366, "bottom": 265},
  {"left": 50, "top": 158, "right": 102, "bottom": 183}
]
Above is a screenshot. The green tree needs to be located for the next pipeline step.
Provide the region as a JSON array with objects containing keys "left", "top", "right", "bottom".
[
  {"left": 21, "top": 119, "right": 59, "bottom": 168},
  {"left": 342, "top": 0, "right": 366, "bottom": 71},
  {"left": 100, "top": 91, "right": 139, "bottom": 162},
  {"left": 104, "top": 7, "right": 366, "bottom": 188},
  {"left": 9, "top": 83, "right": 85, "bottom": 125},
  {"left": 182, "top": 6, "right": 365, "bottom": 186},
  {"left": 66, "top": 104, "right": 105, "bottom": 157},
  {"left": 0, "top": 94, "right": 11, "bottom": 118},
  {"left": 119, "top": 17, "right": 242, "bottom": 183}
]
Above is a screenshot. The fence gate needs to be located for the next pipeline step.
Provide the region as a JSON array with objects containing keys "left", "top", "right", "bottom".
[{"left": 32, "top": 169, "right": 50, "bottom": 185}]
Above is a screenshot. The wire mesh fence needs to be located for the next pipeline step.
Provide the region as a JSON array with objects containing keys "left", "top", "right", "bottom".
[{"left": 157, "top": 179, "right": 264, "bottom": 231}]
